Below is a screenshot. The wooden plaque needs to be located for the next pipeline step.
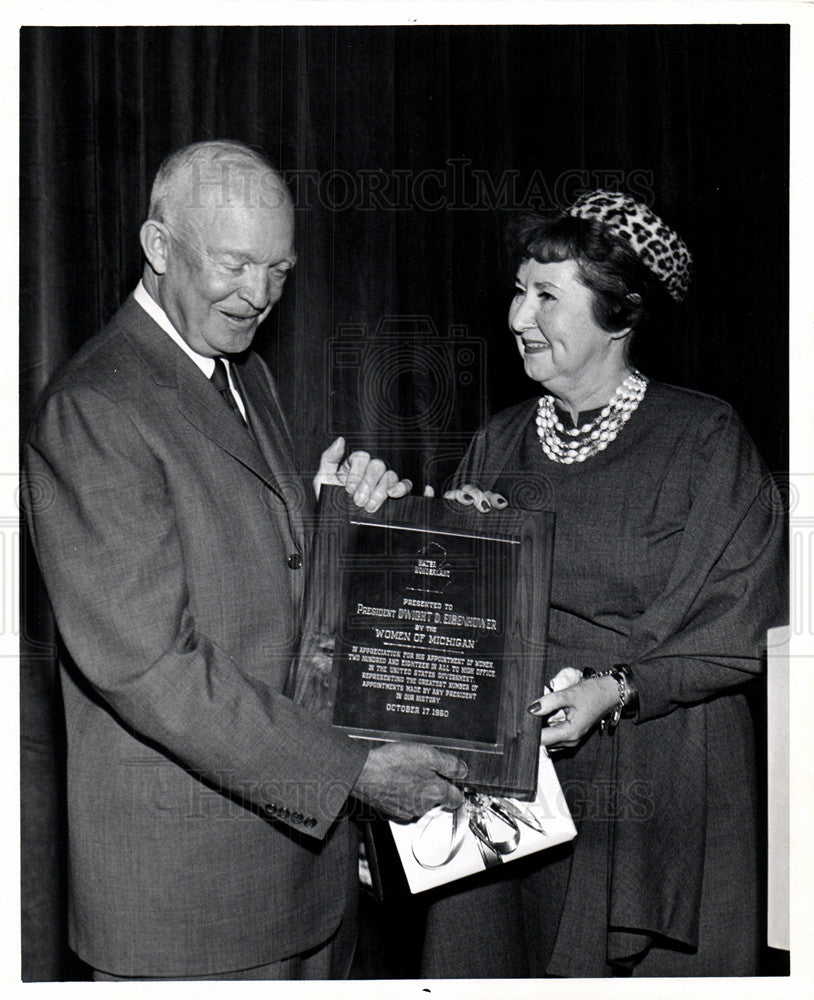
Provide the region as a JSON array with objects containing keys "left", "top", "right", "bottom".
[{"left": 288, "top": 487, "right": 555, "bottom": 797}]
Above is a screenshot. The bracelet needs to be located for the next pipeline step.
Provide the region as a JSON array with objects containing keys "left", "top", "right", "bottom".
[
  {"left": 582, "top": 666, "right": 630, "bottom": 734},
  {"left": 617, "top": 664, "right": 639, "bottom": 719}
]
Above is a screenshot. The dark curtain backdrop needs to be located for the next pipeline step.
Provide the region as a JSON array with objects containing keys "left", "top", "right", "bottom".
[{"left": 20, "top": 25, "right": 789, "bottom": 981}]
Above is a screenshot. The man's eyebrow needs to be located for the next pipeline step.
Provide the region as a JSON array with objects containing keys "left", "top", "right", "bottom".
[
  {"left": 210, "top": 249, "right": 298, "bottom": 266},
  {"left": 532, "top": 281, "right": 562, "bottom": 291},
  {"left": 215, "top": 250, "right": 252, "bottom": 263}
]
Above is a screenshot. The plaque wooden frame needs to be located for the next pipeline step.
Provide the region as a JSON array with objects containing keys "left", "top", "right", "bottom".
[{"left": 288, "top": 487, "right": 555, "bottom": 797}]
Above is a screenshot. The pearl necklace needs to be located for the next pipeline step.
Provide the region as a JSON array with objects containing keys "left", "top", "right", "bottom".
[{"left": 535, "top": 370, "right": 648, "bottom": 464}]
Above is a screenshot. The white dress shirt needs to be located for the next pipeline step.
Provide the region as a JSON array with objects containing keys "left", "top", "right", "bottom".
[{"left": 133, "top": 280, "right": 248, "bottom": 420}]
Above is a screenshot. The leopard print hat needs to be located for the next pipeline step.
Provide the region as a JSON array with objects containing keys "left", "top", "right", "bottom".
[{"left": 566, "top": 190, "right": 692, "bottom": 302}]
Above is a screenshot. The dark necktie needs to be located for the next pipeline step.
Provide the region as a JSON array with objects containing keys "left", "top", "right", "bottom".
[{"left": 210, "top": 358, "right": 247, "bottom": 425}]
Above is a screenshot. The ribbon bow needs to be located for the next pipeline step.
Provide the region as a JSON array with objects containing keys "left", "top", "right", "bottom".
[{"left": 411, "top": 790, "right": 547, "bottom": 870}]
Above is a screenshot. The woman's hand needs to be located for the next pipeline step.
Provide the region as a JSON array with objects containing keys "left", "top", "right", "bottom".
[
  {"left": 443, "top": 483, "right": 508, "bottom": 513},
  {"left": 529, "top": 675, "right": 620, "bottom": 749},
  {"left": 544, "top": 667, "right": 583, "bottom": 725}
]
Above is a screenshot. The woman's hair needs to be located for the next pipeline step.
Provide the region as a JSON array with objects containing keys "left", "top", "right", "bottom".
[{"left": 510, "top": 213, "right": 675, "bottom": 342}]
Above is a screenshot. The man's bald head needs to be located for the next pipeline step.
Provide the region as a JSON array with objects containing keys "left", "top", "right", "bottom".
[{"left": 147, "top": 140, "right": 291, "bottom": 231}]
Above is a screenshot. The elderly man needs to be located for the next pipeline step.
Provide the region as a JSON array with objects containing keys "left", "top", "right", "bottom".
[{"left": 25, "top": 140, "right": 465, "bottom": 981}]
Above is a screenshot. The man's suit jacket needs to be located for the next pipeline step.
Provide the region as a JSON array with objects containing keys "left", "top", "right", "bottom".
[{"left": 25, "top": 295, "right": 368, "bottom": 976}]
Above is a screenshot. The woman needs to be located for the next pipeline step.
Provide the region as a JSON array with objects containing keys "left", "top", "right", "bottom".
[{"left": 420, "top": 191, "right": 787, "bottom": 978}]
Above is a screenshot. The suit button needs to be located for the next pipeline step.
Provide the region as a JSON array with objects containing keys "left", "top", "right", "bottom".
[
  {"left": 304, "top": 817, "right": 317, "bottom": 829},
  {"left": 263, "top": 803, "right": 277, "bottom": 816},
  {"left": 288, "top": 553, "right": 302, "bottom": 569},
  {"left": 291, "top": 812, "right": 304, "bottom": 825},
  {"left": 278, "top": 807, "right": 291, "bottom": 820}
]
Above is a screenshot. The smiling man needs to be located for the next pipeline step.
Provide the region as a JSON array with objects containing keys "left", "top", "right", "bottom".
[
  {"left": 140, "top": 145, "right": 298, "bottom": 357},
  {"left": 24, "top": 141, "right": 465, "bottom": 981}
]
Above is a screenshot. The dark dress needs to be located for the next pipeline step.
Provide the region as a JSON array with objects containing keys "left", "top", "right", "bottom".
[{"left": 420, "top": 381, "right": 787, "bottom": 978}]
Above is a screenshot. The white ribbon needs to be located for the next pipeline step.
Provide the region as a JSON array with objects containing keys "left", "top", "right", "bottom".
[{"left": 411, "top": 791, "right": 547, "bottom": 870}]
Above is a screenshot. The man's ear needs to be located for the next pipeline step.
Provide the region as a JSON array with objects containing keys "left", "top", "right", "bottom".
[{"left": 140, "top": 220, "right": 170, "bottom": 276}]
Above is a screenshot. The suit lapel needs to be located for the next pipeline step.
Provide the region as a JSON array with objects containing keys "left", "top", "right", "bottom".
[
  {"left": 233, "top": 356, "right": 309, "bottom": 549},
  {"left": 116, "top": 295, "right": 290, "bottom": 506}
]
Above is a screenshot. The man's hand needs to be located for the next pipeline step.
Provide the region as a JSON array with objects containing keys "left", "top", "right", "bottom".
[
  {"left": 528, "top": 675, "right": 619, "bottom": 749},
  {"left": 352, "top": 742, "right": 468, "bottom": 821},
  {"left": 314, "top": 437, "right": 412, "bottom": 512},
  {"left": 443, "top": 483, "right": 507, "bottom": 513}
]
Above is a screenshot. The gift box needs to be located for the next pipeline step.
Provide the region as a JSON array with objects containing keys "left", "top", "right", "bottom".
[{"left": 388, "top": 748, "right": 577, "bottom": 893}]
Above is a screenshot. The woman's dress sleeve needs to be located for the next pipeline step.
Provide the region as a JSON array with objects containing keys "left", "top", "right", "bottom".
[{"left": 622, "top": 404, "right": 787, "bottom": 721}]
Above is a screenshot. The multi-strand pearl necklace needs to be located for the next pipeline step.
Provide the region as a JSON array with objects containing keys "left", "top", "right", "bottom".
[{"left": 535, "top": 369, "right": 648, "bottom": 464}]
